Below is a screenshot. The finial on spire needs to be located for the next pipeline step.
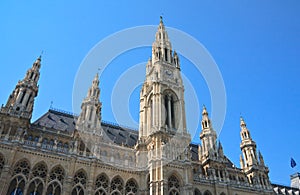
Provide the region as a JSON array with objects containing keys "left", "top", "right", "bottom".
[
  {"left": 202, "top": 105, "right": 208, "bottom": 115},
  {"left": 240, "top": 116, "right": 246, "bottom": 127},
  {"left": 38, "top": 50, "right": 43, "bottom": 61},
  {"left": 93, "top": 72, "right": 99, "bottom": 82},
  {"left": 160, "top": 15, "right": 163, "bottom": 23}
]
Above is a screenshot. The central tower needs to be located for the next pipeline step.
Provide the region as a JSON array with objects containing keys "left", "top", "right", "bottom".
[
  {"left": 137, "top": 17, "right": 192, "bottom": 195},
  {"left": 139, "top": 17, "right": 187, "bottom": 138}
]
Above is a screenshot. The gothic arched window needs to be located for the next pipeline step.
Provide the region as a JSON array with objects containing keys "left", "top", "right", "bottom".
[
  {"left": 168, "top": 175, "right": 180, "bottom": 195},
  {"left": 111, "top": 176, "right": 123, "bottom": 194},
  {"left": 163, "top": 91, "right": 178, "bottom": 131},
  {"left": 147, "top": 175, "right": 150, "bottom": 195},
  {"left": 30, "top": 162, "right": 48, "bottom": 181},
  {"left": 49, "top": 165, "right": 65, "bottom": 183},
  {"left": 125, "top": 179, "right": 138, "bottom": 194},
  {"left": 194, "top": 188, "right": 201, "bottom": 195},
  {"left": 13, "top": 159, "right": 31, "bottom": 178},
  {"left": 46, "top": 165, "right": 65, "bottom": 195},
  {"left": 27, "top": 162, "right": 48, "bottom": 195},
  {"left": 6, "top": 159, "right": 30, "bottom": 195},
  {"left": 72, "top": 170, "right": 87, "bottom": 195},
  {"left": 0, "top": 153, "right": 4, "bottom": 174},
  {"left": 94, "top": 173, "right": 109, "bottom": 195},
  {"left": 204, "top": 190, "right": 212, "bottom": 195},
  {"left": 150, "top": 99, "right": 153, "bottom": 127}
]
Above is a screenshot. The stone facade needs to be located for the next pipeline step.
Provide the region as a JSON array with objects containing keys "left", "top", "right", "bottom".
[{"left": 0, "top": 18, "right": 280, "bottom": 195}]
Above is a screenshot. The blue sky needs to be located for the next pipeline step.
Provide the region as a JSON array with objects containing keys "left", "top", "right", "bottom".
[{"left": 1, "top": 1, "right": 300, "bottom": 186}]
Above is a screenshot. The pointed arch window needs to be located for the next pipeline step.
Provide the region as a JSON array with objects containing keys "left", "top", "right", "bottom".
[
  {"left": 72, "top": 170, "right": 87, "bottom": 195},
  {"left": 89, "top": 107, "right": 93, "bottom": 121},
  {"left": 94, "top": 173, "right": 109, "bottom": 195},
  {"left": 168, "top": 175, "right": 180, "bottom": 195},
  {"left": 27, "top": 178, "right": 44, "bottom": 195},
  {"left": 0, "top": 153, "right": 4, "bottom": 174},
  {"left": 25, "top": 93, "right": 32, "bottom": 107},
  {"left": 150, "top": 99, "right": 153, "bottom": 127},
  {"left": 165, "top": 48, "right": 168, "bottom": 61},
  {"left": 19, "top": 90, "right": 27, "bottom": 104},
  {"left": 27, "top": 162, "right": 48, "bottom": 195},
  {"left": 204, "top": 190, "right": 212, "bottom": 195},
  {"left": 46, "top": 165, "right": 65, "bottom": 195},
  {"left": 6, "top": 159, "right": 30, "bottom": 195},
  {"left": 164, "top": 92, "right": 178, "bottom": 131},
  {"left": 125, "top": 179, "right": 138, "bottom": 194},
  {"left": 111, "top": 176, "right": 123, "bottom": 194},
  {"left": 194, "top": 188, "right": 201, "bottom": 195}
]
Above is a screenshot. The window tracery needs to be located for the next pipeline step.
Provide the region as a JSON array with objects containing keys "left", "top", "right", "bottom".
[
  {"left": 72, "top": 170, "right": 87, "bottom": 195},
  {"left": 111, "top": 176, "right": 123, "bottom": 194},
  {"left": 125, "top": 179, "right": 138, "bottom": 194},
  {"left": 27, "top": 178, "right": 44, "bottom": 195},
  {"left": 0, "top": 153, "right": 4, "bottom": 173},
  {"left": 168, "top": 175, "right": 180, "bottom": 195},
  {"left": 31, "top": 162, "right": 48, "bottom": 181},
  {"left": 49, "top": 166, "right": 65, "bottom": 183},
  {"left": 26, "top": 162, "right": 48, "bottom": 195},
  {"left": 46, "top": 165, "right": 65, "bottom": 195},
  {"left": 7, "top": 159, "right": 30, "bottom": 195},
  {"left": 94, "top": 173, "right": 109, "bottom": 195},
  {"left": 13, "top": 159, "right": 30, "bottom": 178}
]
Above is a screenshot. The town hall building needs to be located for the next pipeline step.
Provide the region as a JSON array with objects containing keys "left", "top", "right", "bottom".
[{"left": 0, "top": 18, "right": 299, "bottom": 195}]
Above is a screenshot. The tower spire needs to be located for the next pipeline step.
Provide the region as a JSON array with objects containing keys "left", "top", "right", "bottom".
[
  {"left": 199, "top": 106, "right": 217, "bottom": 157},
  {"left": 240, "top": 117, "right": 257, "bottom": 166},
  {"left": 139, "top": 17, "right": 187, "bottom": 139},
  {"left": 151, "top": 17, "right": 175, "bottom": 66},
  {"left": 1, "top": 56, "right": 41, "bottom": 120},
  {"left": 239, "top": 117, "right": 270, "bottom": 187},
  {"left": 136, "top": 18, "right": 191, "bottom": 194},
  {"left": 76, "top": 72, "right": 102, "bottom": 135}
]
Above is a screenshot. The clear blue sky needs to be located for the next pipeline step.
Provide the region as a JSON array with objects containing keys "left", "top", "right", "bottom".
[{"left": 1, "top": 1, "right": 300, "bottom": 186}]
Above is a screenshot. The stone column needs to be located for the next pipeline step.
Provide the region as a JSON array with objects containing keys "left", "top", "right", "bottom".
[
  {"left": 0, "top": 165, "right": 12, "bottom": 195},
  {"left": 167, "top": 96, "right": 172, "bottom": 129},
  {"left": 4, "top": 127, "right": 12, "bottom": 140},
  {"left": 62, "top": 176, "right": 73, "bottom": 195}
]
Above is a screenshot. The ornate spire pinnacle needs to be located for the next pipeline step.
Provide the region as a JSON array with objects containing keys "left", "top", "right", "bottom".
[
  {"left": 258, "top": 150, "right": 265, "bottom": 166},
  {"left": 200, "top": 106, "right": 217, "bottom": 157},
  {"left": 240, "top": 116, "right": 247, "bottom": 128},
  {"left": 1, "top": 56, "right": 41, "bottom": 120},
  {"left": 92, "top": 72, "right": 99, "bottom": 88},
  {"left": 201, "top": 105, "right": 212, "bottom": 129},
  {"left": 76, "top": 72, "right": 102, "bottom": 134},
  {"left": 217, "top": 140, "right": 224, "bottom": 157},
  {"left": 202, "top": 105, "right": 208, "bottom": 115}
]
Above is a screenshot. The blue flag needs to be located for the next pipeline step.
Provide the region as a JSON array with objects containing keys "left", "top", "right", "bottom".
[{"left": 291, "top": 158, "right": 297, "bottom": 168}]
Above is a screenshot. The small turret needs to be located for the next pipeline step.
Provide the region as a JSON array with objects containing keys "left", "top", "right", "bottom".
[
  {"left": 200, "top": 106, "right": 217, "bottom": 157},
  {"left": 217, "top": 141, "right": 224, "bottom": 157},
  {"left": 239, "top": 116, "right": 271, "bottom": 188},
  {"left": 76, "top": 73, "right": 102, "bottom": 135},
  {"left": 239, "top": 116, "right": 258, "bottom": 167},
  {"left": 258, "top": 151, "right": 265, "bottom": 166}
]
